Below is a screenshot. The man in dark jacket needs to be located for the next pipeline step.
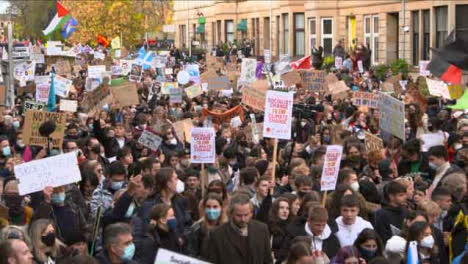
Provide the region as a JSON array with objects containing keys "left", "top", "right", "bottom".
[
  {"left": 202, "top": 193, "right": 272, "bottom": 264},
  {"left": 277, "top": 206, "right": 340, "bottom": 263},
  {"left": 95, "top": 223, "right": 137, "bottom": 264},
  {"left": 94, "top": 119, "right": 128, "bottom": 159},
  {"left": 398, "top": 139, "right": 435, "bottom": 179},
  {"left": 374, "top": 181, "right": 408, "bottom": 244}
]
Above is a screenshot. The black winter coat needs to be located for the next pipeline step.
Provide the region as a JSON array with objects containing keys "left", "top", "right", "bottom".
[
  {"left": 374, "top": 205, "right": 407, "bottom": 244},
  {"left": 134, "top": 226, "right": 182, "bottom": 264}
]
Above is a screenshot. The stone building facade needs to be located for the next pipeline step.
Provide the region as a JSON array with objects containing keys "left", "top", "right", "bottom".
[{"left": 173, "top": 0, "right": 468, "bottom": 65}]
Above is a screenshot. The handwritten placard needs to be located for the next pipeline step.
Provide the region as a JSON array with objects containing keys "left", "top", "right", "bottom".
[
  {"left": 35, "top": 75, "right": 50, "bottom": 103},
  {"left": 352, "top": 91, "right": 379, "bottom": 108},
  {"left": 240, "top": 58, "right": 257, "bottom": 84},
  {"left": 154, "top": 248, "right": 211, "bottom": 264},
  {"left": 23, "top": 111, "right": 67, "bottom": 149},
  {"left": 161, "top": 82, "right": 177, "bottom": 95},
  {"left": 320, "top": 145, "right": 343, "bottom": 191},
  {"left": 54, "top": 75, "right": 72, "bottom": 97},
  {"left": 185, "top": 84, "right": 202, "bottom": 99},
  {"left": 208, "top": 76, "right": 229, "bottom": 91},
  {"left": 302, "top": 70, "right": 326, "bottom": 91},
  {"left": 14, "top": 152, "right": 81, "bottom": 195},
  {"left": 138, "top": 130, "right": 163, "bottom": 152},
  {"left": 419, "top": 60, "right": 430, "bottom": 76},
  {"left": 112, "top": 82, "right": 139, "bottom": 108},
  {"left": 241, "top": 79, "right": 268, "bottom": 111},
  {"left": 190, "top": 127, "right": 216, "bottom": 163},
  {"left": 23, "top": 101, "right": 46, "bottom": 114},
  {"left": 59, "top": 99, "right": 77, "bottom": 112},
  {"left": 379, "top": 92, "right": 405, "bottom": 141},
  {"left": 281, "top": 71, "right": 301, "bottom": 87},
  {"left": 263, "top": 91, "right": 293, "bottom": 140},
  {"left": 364, "top": 131, "right": 384, "bottom": 153},
  {"left": 426, "top": 78, "right": 451, "bottom": 100},
  {"left": 169, "top": 88, "right": 182, "bottom": 104}
]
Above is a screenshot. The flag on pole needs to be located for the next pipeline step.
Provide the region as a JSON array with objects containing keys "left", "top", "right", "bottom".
[
  {"left": 136, "top": 47, "right": 154, "bottom": 70},
  {"left": 427, "top": 53, "right": 462, "bottom": 84},
  {"left": 407, "top": 241, "right": 419, "bottom": 264},
  {"left": 290, "top": 55, "right": 311, "bottom": 70},
  {"left": 97, "top": 35, "right": 110, "bottom": 47},
  {"left": 61, "top": 17, "right": 78, "bottom": 39},
  {"left": 43, "top": 1, "right": 71, "bottom": 36},
  {"left": 111, "top": 36, "right": 121, "bottom": 50},
  {"left": 47, "top": 72, "right": 56, "bottom": 112}
]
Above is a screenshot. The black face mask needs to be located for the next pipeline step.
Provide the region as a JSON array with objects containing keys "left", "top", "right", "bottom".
[
  {"left": 3, "top": 194, "right": 24, "bottom": 217},
  {"left": 41, "top": 232, "right": 56, "bottom": 247}
]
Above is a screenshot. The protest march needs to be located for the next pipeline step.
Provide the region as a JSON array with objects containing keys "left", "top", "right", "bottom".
[{"left": 0, "top": 1, "right": 467, "bottom": 264}]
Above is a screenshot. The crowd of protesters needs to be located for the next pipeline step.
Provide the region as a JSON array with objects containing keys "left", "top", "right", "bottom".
[{"left": 0, "top": 37, "right": 466, "bottom": 264}]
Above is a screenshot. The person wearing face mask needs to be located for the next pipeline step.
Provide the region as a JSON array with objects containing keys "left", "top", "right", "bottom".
[
  {"left": 405, "top": 221, "right": 439, "bottom": 264},
  {"left": 0, "top": 178, "right": 33, "bottom": 228},
  {"left": 95, "top": 222, "right": 137, "bottom": 264},
  {"left": 135, "top": 204, "right": 183, "bottom": 263},
  {"left": 29, "top": 219, "right": 66, "bottom": 264},
  {"left": 342, "top": 143, "right": 367, "bottom": 174},
  {"left": 185, "top": 193, "right": 226, "bottom": 258},
  {"left": 32, "top": 185, "right": 89, "bottom": 246},
  {"left": 0, "top": 138, "right": 13, "bottom": 168},
  {"left": 353, "top": 229, "right": 384, "bottom": 264},
  {"left": 427, "top": 146, "right": 462, "bottom": 192}
]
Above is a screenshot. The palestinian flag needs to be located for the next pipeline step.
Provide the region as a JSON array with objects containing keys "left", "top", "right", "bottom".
[
  {"left": 427, "top": 53, "right": 462, "bottom": 84},
  {"left": 43, "top": 1, "right": 71, "bottom": 36},
  {"left": 97, "top": 35, "right": 110, "bottom": 47}
]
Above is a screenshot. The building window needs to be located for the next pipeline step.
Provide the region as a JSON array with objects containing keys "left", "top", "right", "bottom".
[
  {"left": 212, "top": 22, "right": 216, "bottom": 48},
  {"left": 179, "top": 24, "right": 186, "bottom": 48},
  {"left": 217, "top": 20, "right": 221, "bottom": 45},
  {"left": 225, "top": 20, "right": 234, "bottom": 44},
  {"left": 256, "top": 18, "right": 260, "bottom": 55},
  {"left": 321, "top": 17, "right": 333, "bottom": 56},
  {"left": 364, "top": 15, "right": 379, "bottom": 64},
  {"left": 294, "top": 13, "right": 305, "bottom": 56},
  {"left": 283, "top": 13, "right": 289, "bottom": 54},
  {"left": 309, "top": 17, "right": 316, "bottom": 54},
  {"left": 276, "top": 15, "right": 280, "bottom": 56},
  {"left": 456, "top": 5, "right": 468, "bottom": 32},
  {"left": 412, "top": 11, "right": 419, "bottom": 65},
  {"left": 422, "top": 10, "right": 430, "bottom": 60},
  {"left": 435, "top": 6, "right": 448, "bottom": 48}
]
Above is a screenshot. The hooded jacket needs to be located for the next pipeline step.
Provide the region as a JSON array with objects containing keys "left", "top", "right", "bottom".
[{"left": 335, "top": 216, "right": 373, "bottom": 247}]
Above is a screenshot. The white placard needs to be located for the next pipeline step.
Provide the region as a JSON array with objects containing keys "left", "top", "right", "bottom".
[
  {"left": 426, "top": 78, "right": 451, "bottom": 100},
  {"left": 419, "top": 60, "right": 430, "bottom": 76},
  {"left": 14, "top": 152, "right": 81, "bottom": 195},
  {"left": 54, "top": 75, "right": 72, "bottom": 97},
  {"left": 240, "top": 58, "right": 257, "bottom": 84},
  {"left": 320, "top": 145, "right": 343, "bottom": 191},
  {"left": 335, "top": 56, "right": 343, "bottom": 69},
  {"left": 358, "top": 60, "right": 364, "bottom": 73},
  {"left": 190, "top": 127, "right": 216, "bottom": 163},
  {"left": 263, "top": 90, "right": 293, "bottom": 140},
  {"left": 35, "top": 75, "right": 50, "bottom": 103},
  {"left": 138, "top": 130, "right": 163, "bottom": 152},
  {"left": 230, "top": 116, "right": 242, "bottom": 128},
  {"left": 60, "top": 99, "right": 77, "bottom": 112},
  {"left": 165, "top": 68, "right": 173, "bottom": 75},
  {"left": 94, "top": 51, "right": 105, "bottom": 60},
  {"left": 379, "top": 92, "right": 405, "bottom": 141},
  {"left": 111, "top": 65, "right": 123, "bottom": 76},
  {"left": 154, "top": 248, "right": 211, "bottom": 264},
  {"left": 264, "top": 49, "right": 271, "bottom": 64},
  {"left": 87, "top": 65, "right": 106, "bottom": 79},
  {"left": 119, "top": 60, "right": 133, "bottom": 76}
]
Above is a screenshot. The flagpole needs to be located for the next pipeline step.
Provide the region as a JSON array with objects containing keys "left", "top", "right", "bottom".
[{"left": 120, "top": 32, "right": 123, "bottom": 49}]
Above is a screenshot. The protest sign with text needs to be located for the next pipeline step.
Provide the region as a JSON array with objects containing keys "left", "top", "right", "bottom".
[
  {"left": 23, "top": 111, "right": 67, "bottom": 149},
  {"left": 364, "top": 131, "right": 384, "bottom": 153},
  {"left": 352, "top": 91, "right": 379, "bottom": 108},
  {"left": 263, "top": 91, "right": 293, "bottom": 140},
  {"left": 185, "top": 84, "right": 202, "bottom": 99},
  {"left": 35, "top": 76, "right": 50, "bottom": 103},
  {"left": 190, "top": 127, "right": 216, "bottom": 163},
  {"left": 14, "top": 152, "right": 81, "bottom": 195},
  {"left": 302, "top": 70, "right": 326, "bottom": 91},
  {"left": 426, "top": 78, "right": 451, "bottom": 100},
  {"left": 240, "top": 58, "right": 257, "bottom": 84},
  {"left": 154, "top": 248, "right": 211, "bottom": 264},
  {"left": 54, "top": 75, "right": 72, "bottom": 97},
  {"left": 241, "top": 79, "right": 268, "bottom": 111},
  {"left": 379, "top": 92, "right": 405, "bottom": 141},
  {"left": 112, "top": 82, "right": 139, "bottom": 108},
  {"left": 59, "top": 99, "right": 78, "bottom": 112},
  {"left": 138, "top": 130, "right": 163, "bottom": 152},
  {"left": 320, "top": 145, "right": 343, "bottom": 191}
]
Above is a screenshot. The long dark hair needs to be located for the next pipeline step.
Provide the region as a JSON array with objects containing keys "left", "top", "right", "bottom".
[
  {"left": 353, "top": 228, "right": 384, "bottom": 257},
  {"left": 155, "top": 167, "right": 175, "bottom": 192},
  {"left": 268, "top": 197, "right": 291, "bottom": 236}
]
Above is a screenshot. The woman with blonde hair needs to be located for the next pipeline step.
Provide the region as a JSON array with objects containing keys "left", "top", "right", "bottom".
[
  {"left": 0, "top": 225, "right": 30, "bottom": 247},
  {"left": 28, "top": 219, "right": 66, "bottom": 264}
]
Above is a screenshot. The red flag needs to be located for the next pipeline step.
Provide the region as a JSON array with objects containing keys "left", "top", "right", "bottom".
[
  {"left": 290, "top": 56, "right": 311, "bottom": 70},
  {"left": 427, "top": 54, "right": 462, "bottom": 84},
  {"left": 97, "top": 35, "right": 110, "bottom": 47},
  {"left": 56, "top": 1, "right": 69, "bottom": 17}
]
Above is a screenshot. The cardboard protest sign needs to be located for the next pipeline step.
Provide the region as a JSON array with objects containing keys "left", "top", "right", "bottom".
[
  {"left": 329, "top": 81, "right": 349, "bottom": 100},
  {"left": 281, "top": 71, "right": 301, "bottom": 87},
  {"left": 352, "top": 91, "right": 379, "bottom": 108},
  {"left": 23, "top": 101, "right": 46, "bottom": 113},
  {"left": 129, "top": 63, "right": 142, "bottom": 82},
  {"left": 241, "top": 79, "right": 268, "bottom": 111},
  {"left": 302, "top": 70, "right": 326, "bottom": 91},
  {"left": 81, "top": 85, "right": 114, "bottom": 116},
  {"left": 335, "top": 57, "right": 343, "bottom": 69},
  {"left": 150, "top": 118, "right": 170, "bottom": 136},
  {"left": 426, "top": 78, "right": 451, "bottom": 100},
  {"left": 138, "top": 130, "right": 162, "bottom": 151},
  {"left": 379, "top": 92, "right": 405, "bottom": 141},
  {"left": 185, "top": 84, "right": 202, "bottom": 99},
  {"left": 202, "top": 105, "right": 245, "bottom": 125},
  {"left": 154, "top": 248, "right": 211, "bottom": 264},
  {"left": 207, "top": 76, "right": 229, "bottom": 91},
  {"left": 17, "top": 83, "right": 36, "bottom": 96},
  {"left": 161, "top": 82, "right": 177, "bottom": 95},
  {"left": 112, "top": 82, "right": 139, "bottom": 108},
  {"left": 226, "top": 61, "right": 237, "bottom": 72},
  {"left": 325, "top": 73, "right": 339, "bottom": 88},
  {"left": 59, "top": 99, "right": 77, "bottom": 112},
  {"left": 200, "top": 70, "right": 218, "bottom": 83},
  {"left": 320, "top": 145, "right": 343, "bottom": 191},
  {"left": 240, "top": 58, "right": 257, "bottom": 84},
  {"left": 35, "top": 75, "right": 50, "bottom": 103},
  {"left": 419, "top": 60, "right": 430, "bottom": 76},
  {"left": 263, "top": 91, "right": 293, "bottom": 140},
  {"left": 246, "top": 122, "right": 264, "bottom": 144},
  {"left": 55, "top": 59, "right": 71, "bottom": 76},
  {"left": 14, "top": 152, "right": 80, "bottom": 195},
  {"left": 54, "top": 75, "right": 72, "bottom": 97},
  {"left": 364, "top": 131, "right": 384, "bottom": 153},
  {"left": 386, "top": 74, "right": 403, "bottom": 95},
  {"left": 169, "top": 88, "right": 182, "bottom": 104},
  {"left": 331, "top": 124, "right": 345, "bottom": 145},
  {"left": 190, "top": 127, "right": 216, "bottom": 163},
  {"left": 23, "top": 110, "right": 66, "bottom": 149}
]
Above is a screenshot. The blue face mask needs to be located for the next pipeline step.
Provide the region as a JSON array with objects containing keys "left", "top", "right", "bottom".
[
  {"left": 12, "top": 121, "right": 20, "bottom": 130},
  {"left": 51, "top": 192, "right": 66, "bottom": 205},
  {"left": 125, "top": 202, "right": 135, "bottom": 218},
  {"left": 110, "top": 180, "right": 124, "bottom": 191},
  {"left": 121, "top": 243, "right": 135, "bottom": 261},
  {"left": 2, "top": 146, "right": 11, "bottom": 157},
  {"left": 360, "top": 247, "right": 377, "bottom": 259},
  {"left": 88, "top": 124, "right": 94, "bottom": 131},
  {"left": 205, "top": 208, "right": 221, "bottom": 221},
  {"left": 167, "top": 218, "right": 177, "bottom": 230}
]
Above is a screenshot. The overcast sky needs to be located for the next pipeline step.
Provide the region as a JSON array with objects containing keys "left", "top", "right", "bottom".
[{"left": 0, "top": 1, "right": 9, "bottom": 14}]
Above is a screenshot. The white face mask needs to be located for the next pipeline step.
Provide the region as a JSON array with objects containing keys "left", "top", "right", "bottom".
[
  {"left": 350, "top": 181, "right": 360, "bottom": 192},
  {"left": 454, "top": 143, "right": 463, "bottom": 150},
  {"left": 429, "top": 162, "right": 438, "bottom": 170},
  {"left": 176, "top": 179, "right": 185, "bottom": 193},
  {"left": 169, "top": 138, "right": 177, "bottom": 145},
  {"left": 420, "top": 235, "right": 435, "bottom": 248}
]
